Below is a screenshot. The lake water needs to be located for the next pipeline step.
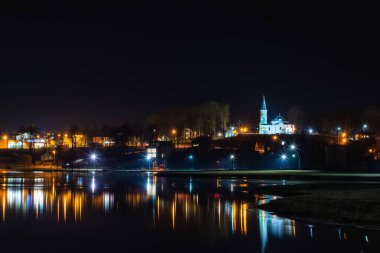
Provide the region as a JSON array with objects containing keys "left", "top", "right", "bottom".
[{"left": 0, "top": 170, "right": 378, "bottom": 252}]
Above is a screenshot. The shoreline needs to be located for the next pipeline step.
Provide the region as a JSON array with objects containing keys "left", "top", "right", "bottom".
[
  {"left": 256, "top": 183, "right": 380, "bottom": 230},
  {"left": 155, "top": 169, "right": 380, "bottom": 181}
]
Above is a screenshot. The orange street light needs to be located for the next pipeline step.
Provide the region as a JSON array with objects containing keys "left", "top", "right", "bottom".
[
  {"left": 172, "top": 129, "right": 177, "bottom": 135},
  {"left": 272, "top": 135, "right": 278, "bottom": 141},
  {"left": 3, "top": 135, "right": 7, "bottom": 140}
]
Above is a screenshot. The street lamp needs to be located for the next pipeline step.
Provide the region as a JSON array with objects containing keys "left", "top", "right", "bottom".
[
  {"left": 146, "top": 154, "right": 152, "bottom": 170},
  {"left": 171, "top": 129, "right": 177, "bottom": 148},
  {"left": 90, "top": 153, "right": 97, "bottom": 170},
  {"left": 290, "top": 144, "right": 301, "bottom": 169},
  {"left": 280, "top": 154, "right": 287, "bottom": 170},
  {"left": 308, "top": 128, "right": 314, "bottom": 134},
  {"left": 230, "top": 155, "right": 235, "bottom": 170},
  {"left": 363, "top": 124, "right": 368, "bottom": 131},
  {"left": 189, "top": 155, "right": 194, "bottom": 169}
]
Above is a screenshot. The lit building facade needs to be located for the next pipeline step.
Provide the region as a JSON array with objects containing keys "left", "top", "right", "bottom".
[
  {"left": 259, "top": 96, "right": 296, "bottom": 135},
  {"left": 93, "top": 137, "right": 115, "bottom": 147}
]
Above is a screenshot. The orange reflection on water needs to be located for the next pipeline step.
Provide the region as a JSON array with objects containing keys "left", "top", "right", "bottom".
[
  {"left": 0, "top": 172, "right": 298, "bottom": 246},
  {"left": 0, "top": 174, "right": 113, "bottom": 223}
]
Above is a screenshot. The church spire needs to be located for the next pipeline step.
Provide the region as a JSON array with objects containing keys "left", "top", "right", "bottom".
[
  {"left": 261, "top": 95, "right": 267, "bottom": 110},
  {"left": 259, "top": 95, "right": 268, "bottom": 125}
]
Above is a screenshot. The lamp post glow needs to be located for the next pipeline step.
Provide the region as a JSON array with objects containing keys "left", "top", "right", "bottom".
[
  {"left": 363, "top": 124, "right": 368, "bottom": 131},
  {"left": 280, "top": 154, "right": 287, "bottom": 170},
  {"left": 230, "top": 155, "right": 235, "bottom": 170},
  {"left": 290, "top": 144, "right": 301, "bottom": 169},
  {"left": 189, "top": 155, "right": 194, "bottom": 169},
  {"left": 146, "top": 154, "right": 152, "bottom": 170},
  {"left": 90, "top": 153, "right": 97, "bottom": 170},
  {"left": 172, "top": 129, "right": 177, "bottom": 148}
]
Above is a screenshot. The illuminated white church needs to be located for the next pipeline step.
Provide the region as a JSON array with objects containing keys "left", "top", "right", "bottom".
[{"left": 259, "top": 96, "right": 296, "bottom": 135}]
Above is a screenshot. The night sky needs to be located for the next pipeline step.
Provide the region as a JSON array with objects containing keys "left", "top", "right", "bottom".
[{"left": 0, "top": 1, "right": 378, "bottom": 130}]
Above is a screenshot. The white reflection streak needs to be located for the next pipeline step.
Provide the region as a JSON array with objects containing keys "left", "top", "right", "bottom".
[
  {"left": 91, "top": 177, "right": 96, "bottom": 193},
  {"left": 259, "top": 210, "right": 268, "bottom": 253},
  {"left": 146, "top": 177, "right": 156, "bottom": 197},
  {"left": 104, "top": 192, "right": 109, "bottom": 212},
  {"left": 218, "top": 199, "right": 221, "bottom": 228},
  {"left": 34, "top": 189, "right": 44, "bottom": 218}
]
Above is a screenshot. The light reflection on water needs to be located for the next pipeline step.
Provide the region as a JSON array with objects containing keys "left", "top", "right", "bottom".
[{"left": 0, "top": 171, "right": 378, "bottom": 252}]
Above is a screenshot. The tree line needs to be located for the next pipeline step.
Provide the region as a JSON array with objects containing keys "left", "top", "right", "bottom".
[
  {"left": 147, "top": 101, "right": 230, "bottom": 141},
  {"left": 286, "top": 105, "right": 380, "bottom": 134}
]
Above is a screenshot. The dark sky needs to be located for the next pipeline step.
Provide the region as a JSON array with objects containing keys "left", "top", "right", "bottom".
[{"left": 0, "top": 1, "right": 379, "bottom": 131}]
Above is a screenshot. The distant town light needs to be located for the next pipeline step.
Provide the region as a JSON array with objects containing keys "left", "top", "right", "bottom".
[
  {"left": 272, "top": 135, "right": 278, "bottom": 141},
  {"left": 217, "top": 132, "right": 222, "bottom": 137},
  {"left": 230, "top": 155, "right": 235, "bottom": 160},
  {"left": 189, "top": 155, "right": 193, "bottom": 160},
  {"left": 292, "top": 154, "right": 296, "bottom": 158},
  {"left": 308, "top": 128, "right": 313, "bottom": 134},
  {"left": 281, "top": 141, "right": 285, "bottom": 146},
  {"left": 90, "top": 154, "right": 97, "bottom": 160},
  {"left": 363, "top": 124, "right": 368, "bottom": 130},
  {"left": 147, "top": 154, "right": 152, "bottom": 160},
  {"left": 171, "top": 129, "right": 177, "bottom": 135},
  {"left": 281, "top": 154, "right": 287, "bottom": 160},
  {"left": 337, "top": 127, "right": 342, "bottom": 131},
  {"left": 290, "top": 144, "right": 296, "bottom": 150}
]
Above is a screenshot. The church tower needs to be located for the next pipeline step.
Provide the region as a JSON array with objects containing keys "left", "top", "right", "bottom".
[{"left": 260, "top": 95, "right": 267, "bottom": 125}]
